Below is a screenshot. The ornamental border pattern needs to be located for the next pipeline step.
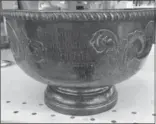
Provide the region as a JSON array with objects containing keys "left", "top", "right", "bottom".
[{"left": 0, "top": 9, "right": 155, "bottom": 21}]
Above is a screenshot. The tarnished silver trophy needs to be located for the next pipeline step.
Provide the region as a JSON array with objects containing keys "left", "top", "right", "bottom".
[{"left": 0, "top": 1, "right": 155, "bottom": 115}]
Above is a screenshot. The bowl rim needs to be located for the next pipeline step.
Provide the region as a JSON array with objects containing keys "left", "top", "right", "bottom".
[
  {"left": 1, "top": 8, "right": 155, "bottom": 12},
  {"left": 1, "top": 8, "right": 155, "bottom": 21}
]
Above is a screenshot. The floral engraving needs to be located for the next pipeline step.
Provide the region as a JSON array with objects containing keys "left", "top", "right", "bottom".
[{"left": 89, "top": 29, "right": 118, "bottom": 54}]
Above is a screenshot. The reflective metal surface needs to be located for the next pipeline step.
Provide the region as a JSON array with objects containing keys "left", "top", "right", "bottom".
[{"left": 0, "top": 0, "right": 155, "bottom": 116}]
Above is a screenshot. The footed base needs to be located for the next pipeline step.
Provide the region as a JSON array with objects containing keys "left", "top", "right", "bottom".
[{"left": 44, "top": 85, "right": 118, "bottom": 116}]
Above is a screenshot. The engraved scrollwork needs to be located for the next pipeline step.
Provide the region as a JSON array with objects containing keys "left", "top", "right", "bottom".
[
  {"left": 27, "top": 39, "right": 47, "bottom": 64},
  {"left": 21, "top": 26, "right": 47, "bottom": 65},
  {"left": 123, "top": 30, "right": 150, "bottom": 65},
  {"left": 123, "top": 20, "right": 155, "bottom": 65},
  {"left": 89, "top": 29, "right": 118, "bottom": 54}
]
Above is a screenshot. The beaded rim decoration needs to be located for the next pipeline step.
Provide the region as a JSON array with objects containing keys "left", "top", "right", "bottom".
[{"left": 0, "top": 8, "right": 155, "bottom": 21}]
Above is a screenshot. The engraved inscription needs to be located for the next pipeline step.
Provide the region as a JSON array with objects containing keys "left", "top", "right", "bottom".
[
  {"left": 49, "top": 50, "right": 93, "bottom": 64},
  {"left": 36, "top": 26, "right": 56, "bottom": 41},
  {"left": 36, "top": 26, "right": 90, "bottom": 50},
  {"left": 57, "top": 28, "right": 81, "bottom": 41},
  {"left": 89, "top": 29, "right": 118, "bottom": 54}
]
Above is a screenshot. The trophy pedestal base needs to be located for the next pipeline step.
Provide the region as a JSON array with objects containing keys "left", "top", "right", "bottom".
[{"left": 44, "top": 85, "right": 118, "bottom": 116}]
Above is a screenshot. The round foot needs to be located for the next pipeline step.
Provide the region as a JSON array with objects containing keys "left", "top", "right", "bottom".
[{"left": 44, "top": 85, "right": 118, "bottom": 116}]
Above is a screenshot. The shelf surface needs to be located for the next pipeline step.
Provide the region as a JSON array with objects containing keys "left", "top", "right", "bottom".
[{"left": 1, "top": 46, "right": 155, "bottom": 123}]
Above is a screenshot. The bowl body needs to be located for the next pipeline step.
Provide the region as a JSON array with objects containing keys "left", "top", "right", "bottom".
[{"left": 2, "top": 9, "right": 155, "bottom": 87}]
